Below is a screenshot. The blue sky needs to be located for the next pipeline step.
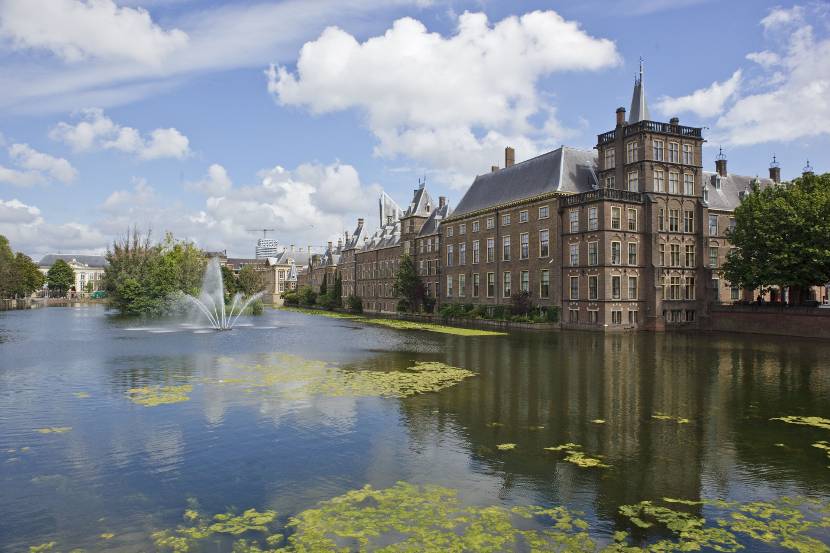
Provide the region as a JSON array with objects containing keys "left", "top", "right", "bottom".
[{"left": 0, "top": 0, "right": 827, "bottom": 258}]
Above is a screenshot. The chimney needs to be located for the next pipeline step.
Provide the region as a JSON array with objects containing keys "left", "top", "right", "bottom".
[
  {"left": 439, "top": 196, "right": 446, "bottom": 208},
  {"left": 290, "top": 244, "right": 294, "bottom": 252},
  {"left": 491, "top": 165, "right": 499, "bottom": 173},
  {"left": 505, "top": 146, "right": 515, "bottom": 168},
  {"left": 357, "top": 218, "right": 364, "bottom": 227},
  {"left": 715, "top": 147, "right": 728, "bottom": 177},
  {"left": 616, "top": 107, "right": 626, "bottom": 126},
  {"left": 669, "top": 116, "right": 679, "bottom": 126},
  {"left": 327, "top": 241, "right": 333, "bottom": 251},
  {"left": 769, "top": 155, "right": 781, "bottom": 184}
]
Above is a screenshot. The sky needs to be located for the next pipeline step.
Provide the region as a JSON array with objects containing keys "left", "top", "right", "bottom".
[{"left": 0, "top": 0, "right": 828, "bottom": 259}]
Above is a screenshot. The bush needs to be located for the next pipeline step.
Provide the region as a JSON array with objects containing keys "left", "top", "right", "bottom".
[
  {"left": 491, "top": 305, "right": 507, "bottom": 320},
  {"left": 422, "top": 297, "right": 436, "bottom": 313},
  {"left": 544, "top": 306, "right": 560, "bottom": 323},
  {"left": 347, "top": 294, "right": 363, "bottom": 313},
  {"left": 318, "top": 293, "right": 337, "bottom": 310},
  {"left": 396, "top": 298, "right": 410, "bottom": 312},
  {"left": 463, "top": 303, "right": 474, "bottom": 313},
  {"left": 297, "top": 286, "right": 317, "bottom": 306},
  {"left": 510, "top": 291, "right": 534, "bottom": 316},
  {"left": 250, "top": 299, "right": 264, "bottom": 315},
  {"left": 469, "top": 305, "right": 487, "bottom": 319},
  {"left": 282, "top": 289, "right": 299, "bottom": 306}
]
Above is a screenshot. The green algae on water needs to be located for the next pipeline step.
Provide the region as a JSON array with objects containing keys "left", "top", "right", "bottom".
[
  {"left": 210, "top": 508, "right": 278, "bottom": 535},
  {"left": 36, "top": 427, "right": 72, "bottom": 434},
  {"left": 28, "top": 543, "right": 56, "bottom": 553},
  {"left": 127, "top": 384, "right": 192, "bottom": 406},
  {"left": 771, "top": 415, "right": 830, "bottom": 431},
  {"left": 496, "top": 443, "right": 516, "bottom": 451},
  {"left": 651, "top": 412, "right": 690, "bottom": 424},
  {"left": 544, "top": 443, "right": 609, "bottom": 469},
  {"left": 73, "top": 392, "right": 90, "bottom": 399}
]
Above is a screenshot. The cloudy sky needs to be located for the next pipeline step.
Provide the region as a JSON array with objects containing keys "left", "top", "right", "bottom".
[{"left": 0, "top": 0, "right": 827, "bottom": 258}]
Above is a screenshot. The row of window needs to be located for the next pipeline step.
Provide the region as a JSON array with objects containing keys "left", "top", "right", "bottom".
[
  {"left": 568, "top": 275, "right": 639, "bottom": 301},
  {"left": 657, "top": 208, "right": 695, "bottom": 233},
  {"left": 659, "top": 276, "right": 697, "bottom": 300},
  {"left": 653, "top": 170, "right": 695, "bottom": 195},
  {"left": 446, "top": 206, "right": 551, "bottom": 238},
  {"left": 569, "top": 206, "right": 638, "bottom": 233},
  {"left": 566, "top": 306, "right": 639, "bottom": 325},
  {"left": 357, "top": 259, "right": 400, "bottom": 279},
  {"left": 446, "top": 270, "right": 552, "bottom": 299},
  {"left": 569, "top": 241, "right": 638, "bottom": 266},
  {"left": 605, "top": 141, "right": 694, "bottom": 168},
  {"left": 658, "top": 243, "right": 697, "bottom": 267},
  {"left": 446, "top": 231, "right": 550, "bottom": 266}
]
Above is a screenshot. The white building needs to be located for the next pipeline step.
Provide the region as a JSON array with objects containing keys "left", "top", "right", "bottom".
[
  {"left": 38, "top": 254, "right": 107, "bottom": 295},
  {"left": 255, "top": 238, "right": 280, "bottom": 259}
]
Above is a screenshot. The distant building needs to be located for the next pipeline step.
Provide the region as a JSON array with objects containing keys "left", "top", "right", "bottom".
[
  {"left": 38, "top": 254, "right": 107, "bottom": 294},
  {"left": 255, "top": 238, "right": 280, "bottom": 259},
  {"left": 261, "top": 246, "right": 311, "bottom": 305}
]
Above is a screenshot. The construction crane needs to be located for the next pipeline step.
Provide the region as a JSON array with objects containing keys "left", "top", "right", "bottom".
[{"left": 247, "top": 228, "right": 276, "bottom": 238}]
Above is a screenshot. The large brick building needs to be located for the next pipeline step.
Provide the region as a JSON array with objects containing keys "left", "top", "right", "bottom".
[{"left": 302, "top": 64, "right": 823, "bottom": 329}]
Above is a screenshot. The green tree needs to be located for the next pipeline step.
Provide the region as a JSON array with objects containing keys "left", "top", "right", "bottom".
[
  {"left": 47, "top": 259, "right": 75, "bottom": 297},
  {"left": 10, "top": 253, "right": 45, "bottom": 297},
  {"left": 221, "top": 265, "right": 239, "bottom": 300},
  {"left": 85, "top": 280, "right": 94, "bottom": 294},
  {"left": 723, "top": 172, "right": 830, "bottom": 303},
  {"left": 0, "top": 235, "right": 15, "bottom": 298},
  {"left": 319, "top": 273, "right": 328, "bottom": 296},
  {"left": 332, "top": 272, "right": 343, "bottom": 308},
  {"left": 392, "top": 255, "right": 424, "bottom": 312},
  {"left": 238, "top": 264, "right": 265, "bottom": 296}
]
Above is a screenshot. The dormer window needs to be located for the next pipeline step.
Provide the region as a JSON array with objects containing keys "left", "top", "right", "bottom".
[
  {"left": 714, "top": 176, "right": 722, "bottom": 190},
  {"left": 702, "top": 185, "right": 709, "bottom": 204}
]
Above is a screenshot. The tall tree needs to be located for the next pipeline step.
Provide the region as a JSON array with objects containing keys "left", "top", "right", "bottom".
[
  {"left": 332, "top": 272, "right": 343, "bottom": 307},
  {"left": 238, "top": 264, "right": 265, "bottom": 296},
  {"left": 10, "top": 253, "right": 45, "bottom": 297},
  {"left": 392, "top": 255, "right": 424, "bottom": 312},
  {"left": 47, "top": 259, "right": 75, "bottom": 297},
  {"left": 319, "top": 273, "right": 328, "bottom": 296},
  {"left": 221, "top": 265, "right": 239, "bottom": 300},
  {"left": 723, "top": 172, "right": 830, "bottom": 302},
  {"left": 0, "top": 235, "right": 15, "bottom": 298}
]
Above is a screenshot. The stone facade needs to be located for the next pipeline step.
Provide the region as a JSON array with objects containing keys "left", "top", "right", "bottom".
[{"left": 38, "top": 254, "right": 107, "bottom": 294}]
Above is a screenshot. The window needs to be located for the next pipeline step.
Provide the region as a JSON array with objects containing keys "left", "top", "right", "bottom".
[
  {"left": 683, "top": 210, "right": 694, "bottom": 233},
  {"left": 569, "top": 211, "right": 579, "bottom": 233},
  {"left": 427, "top": 238, "right": 433, "bottom": 253},
  {"left": 709, "top": 246, "right": 718, "bottom": 268},
  {"left": 540, "top": 270, "right": 550, "bottom": 298},
  {"left": 605, "top": 174, "right": 616, "bottom": 189},
  {"left": 731, "top": 286, "right": 740, "bottom": 301},
  {"left": 611, "top": 207, "right": 621, "bottom": 230},
  {"left": 669, "top": 276, "right": 681, "bottom": 300},
  {"left": 653, "top": 139, "right": 664, "bottom": 161},
  {"left": 627, "top": 208, "right": 637, "bottom": 231},
  {"left": 685, "top": 310, "right": 696, "bottom": 322},
  {"left": 486, "top": 216, "right": 495, "bottom": 229},
  {"left": 502, "top": 213, "right": 510, "bottom": 226},
  {"left": 628, "top": 276, "right": 638, "bottom": 299},
  {"left": 486, "top": 238, "right": 495, "bottom": 263},
  {"left": 520, "top": 271, "right": 529, "bottom": 293},
  {"left": 569, "top": 308, "right": 579, "bottom": 323},
  {"left": 626, "top": 141, "right": 638, "bottom": 163},
  {"left": 570, "top": 276, "right": 580, "bottom": 300},
  {"left": 684, "top": 174, "right": 694, "bottom": 196},
  {"left": 458, "top": 274, "right": 466, "bottom": 297},
  {"left": 459, "top": 243, "right": 467, "bottom": 265},
  {"left": 611, "top": 275, "right": 620, "bottom": 299},
  {"left": 588, "top": 242, "right": 599, "bottom": 266},
  {"left": 628, "top": 242, "right": 637, "bottom": 265},
  {"left": 658, "top": 208, "right": 665, "bottom": 231},
  {"left": 570, "top": 243, "right": 579, "bottom": 266},
  {"left": 654, "top": 169, "right": 665, "bottom": 192},
  {"left": 669, "top": 142, "right": 679, "bottom": 163},
  {"left": 611, "top": 241, "right": 621, "bottom": 265},
  {"left": 588, "top": 207, "right": 598, "bottom": 230},
  {"left": 589, "top": 276, "right": 598, "bottom": 300},
  {"left": 538, "top": 206, "right": 549, "bottom": 219},
  {"left": 446, "top": 276, "right": 453, "bottom": 297},
  {"left": 459, "top": 223, "right": 466, "bottom": 235},
  {"left": 670, "top": 244, "right": 681, "bottom": 267},
  {"left": 729, "top": 217, "right": 736, "bottom": 231},
  {"left": 684, "top": 276, "right": 696, "bottom": 300},
  {"left": 473, "top": 240, "right": 480, "bottom": 264},
  {"left": 519, "top": 210, "right": 529, "bottom": 223},
  {"left": 472, "top": 273, "right": 480, "bottom": 297},
  {"left": 539, "top": 230, "right": 549, "bottom": 257},
  {"left": 447, "top": 244, "right": 453, "bottom": 267},
  {"left": 669, "top": 172, "right": 679, "bottom": 194},
  {"left": 588, "top": 309, "right": 599, "bottom": 323},
  {"left": 472, "top": 220, "right": 480, "bottom": 232},
  {"left": 669, "top": 209, "right": 679, "bottom": 232},
  {"left": 627, "top": 171, "right": 639, "bottom": 192},
  {"left": 708, "top": 215, "right": 718, "bottom": 236},
  {"left": 503, "top": 272, "right": 512, "bottom": 297},
  {"left": 520, "top": 233, "right": 529, "bottom": 259},
  {"left": 605, "top": 147, "right": 615, "bottom": 169},
  {"left": 487, "top": 272, "right": 495, "bottom": 297},
  {"left": 685, "top": 244, "right": 695, "bottom": 267},
  {"left": 683, "top": 144, "right": 693, "bottom": 165},
  {"left": 502, "top": 236, "right": 511, "bottom": 261},
  {"left": 629, "top": 309, "right": 638, "bottom": 324},
  {"left": 659, "top": 243, "right": 666, "bottom": 267},
  {"left": 612, "top": 310, "right": 622, "bottom": 325},
  {"left": 712, "top": 278, "right": 720, "bottom": 300},
  {"left": 447, "top": 226, "right": 453, "bottom": 238},
  {"left": 703, "top": 186, "right": 709, "bottom": 203}
]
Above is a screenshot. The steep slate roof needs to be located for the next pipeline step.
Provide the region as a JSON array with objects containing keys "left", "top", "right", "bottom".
[
  {"left": 343, "top": 219, "right": 368, "bottom": 251},
  {"left": 450, "top": 146, "right": 597, "bottom": 218},
  {"left": 378, "top": 191, "right": 403, "bottom": 227},
  {"left": 418, "top": 202, "right": 452, "bottom": 236},
  {"left": 38, "top": 254, "right": 107, "bottom": 268},
  {"left": 267, "top": 249, "right": 311, "bottom": 267},
  {"left": 403, "top": 186, "right": 434, "bottom": 218},
  {"left": 360, "top": 219, "right": 400, "bottom": 252},
  {"left": 629, "top": 60, "right": 650, "bottom": 124},
  {"left": 703, "top": 171, "right": 774, "bottom": 212}
]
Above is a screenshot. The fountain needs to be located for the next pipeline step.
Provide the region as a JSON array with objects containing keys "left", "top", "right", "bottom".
[{"left": 184, "top": 257, "right": 263, "bottom": 330}]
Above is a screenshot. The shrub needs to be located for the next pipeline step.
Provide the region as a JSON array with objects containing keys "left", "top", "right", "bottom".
[
  {"left": 491, "top": 305, "right": 507, "bottom": 320},
  {"left": 422, "top": 297, "right": 436, "bottom": 313},
  {"left": 545, "top": 306, "right": 560, "bottom": 322},
  {"left": 250, "top": 299, "right": 264, "bottom": 315},
  {"left": 318, "top": 293, "right": 337, "bottom": 310},
  {"left": 510, "top": 291, "right": 534, "bottom": 316},
  {"left": 297, "top": 286, "right": 317, "bottom": 306},
  {"left": 396, "top": 298, "right": 410, "bottom": 312},
  {"left": 347, "top": 294, "right": 363, "bottom": 313}
]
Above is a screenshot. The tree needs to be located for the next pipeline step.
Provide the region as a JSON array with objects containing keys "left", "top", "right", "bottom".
[
  {"left": 47, "top": 259, "right": 75, "bottom": 297},
  {"left": 221, "top": 265, "right": 239, "bottom": 300},
  {"left": 85, "top": 281, "right": 94, "bottom": 294},
  {"left": 0, "top": 235, "right": 15, "bottom": 298},
  {"left": 319, "top": 273, "right": 328, "bottom": 296},
  {"left": 510, "top": 291, "right": 534, "bottom": 316},
  {"left": 10, "top": 253, "right": 45, "bottom": 297},
  {"left": 723, "top": 172, "right": 830, "bottom": 303},
  {"left": 392, "top": 255, "right": 424, "bottom": 312},
  {"left": 238, "top": 264, "right": 265, "bottom": 296},
  {"left": 331, "top": 273, "right": 343, "bottom": 308}
]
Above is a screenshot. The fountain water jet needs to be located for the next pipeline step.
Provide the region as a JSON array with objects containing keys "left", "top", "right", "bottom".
[{"left": 184, "top": 258, "right": 263, "bottom": 330}]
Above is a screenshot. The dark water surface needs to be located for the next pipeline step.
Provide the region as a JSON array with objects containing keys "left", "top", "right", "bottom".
[{"left": 2, "top": 305, "right": 830, "bottom": 551}]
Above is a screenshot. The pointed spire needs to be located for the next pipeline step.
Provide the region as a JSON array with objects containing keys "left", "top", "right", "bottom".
[{"left": 629, "top": 57, "right": 650, "bottom": 123}]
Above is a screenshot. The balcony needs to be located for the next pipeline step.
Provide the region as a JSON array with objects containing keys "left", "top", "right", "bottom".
[
  {"left": 597, "top": 121, "right": 702, "bottom": 145},
  {"left": 562, "top": 187, "right": 643, "bottom": 206}
]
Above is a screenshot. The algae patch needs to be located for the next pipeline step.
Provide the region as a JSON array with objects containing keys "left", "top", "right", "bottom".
[
  {"left": 127, "top": 384, "right": 192, "bottom": 406},
  {"left": 651, "top": 412, "right": 690, "bottom": 424},
  {"left": 771, "top": 415, "right": 830, "bottom": 431},
  {"left": 28, "top": 543, "right": 56, "bottom": 553},
  {"left": 544, "top": 443, "right": 609, "bottom": 469},
  {"left": 496, "top": 443, "right": 517, "bottom": 451},
  {"left": 35, "top": 427, "right": 72, "bottom": 434}
]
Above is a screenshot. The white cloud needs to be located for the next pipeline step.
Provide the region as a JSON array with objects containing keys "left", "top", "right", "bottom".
[
  {"left": 50, "top": 108, "right": 191, "bottom": 159},
  {"left": 746, "top": 50, "right": 780, "bottom": 69},
  {"left": 760, "top": 6, "right": 805, "bottom": 31},
  {"left": 0, "top": 0, "right": 188, "bottom": 65},
  {"left": 267, "top": 10, "right": 620, "bottom": 188},
  {"left": 655, "top": 70, "right": 742, "bottom": 118},
  {"left": 0, "top": 198, "right": 41, "bottom": 224},
  {"left": 0, "top": 165, "right": 45, "bottom": 187},
  {"left": 8, "top": 143, "right": 78, "bottom": 183},
  {"left": 186, "top": 163, "right": 232, "bottom": 196},
  {"left": 102, "top": 177, "right": 156, "bottom": 210}
]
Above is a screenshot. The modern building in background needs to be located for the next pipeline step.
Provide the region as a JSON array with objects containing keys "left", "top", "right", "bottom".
[{"left": 255, "top": 238, "right": 280, "bottom": 259}]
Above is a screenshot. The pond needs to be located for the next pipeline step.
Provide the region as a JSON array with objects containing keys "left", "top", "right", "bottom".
[{"left": 1, "top": 305, "right": 830, "bottom": 552}]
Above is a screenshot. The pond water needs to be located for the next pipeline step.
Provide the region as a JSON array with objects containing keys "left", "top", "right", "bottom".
[{"left": 1, "top": 305, "right": 830, "bottom": 552}]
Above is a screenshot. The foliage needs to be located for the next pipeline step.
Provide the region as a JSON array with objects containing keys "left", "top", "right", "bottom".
[
  {"left": 84, "top": 280, "right": 94, "bottom": 294},
  {"left": 346, "top": 294, "right": 363, "bottom": 312},
  {"left": 46, "top": 259, "right": 74, "bottom": 296},
  {"left": 392, "top": 254, "right": 425, "bottom": 312},
  {"left": 103, "top": 229, "right": 206, "bottom": 316},
  {"left": 0, "top": 235, "right": 15, "bottom": 298},
  {"left": 296, "top": 286, "right": 317, "bottom": 307},
  {"left": 250, "top": 300, "right": 264, "bottom": 316},
  {"left": 126, "top": 384, "right": 192, "bottom": 406},
  {"left": 422, "top": 296, "right": 436, "bottom": 313},
  {"left": 331, "top": 272, "right": 342, "bottom": 307},
  {"left": 723, "top": 172, "right": 830, "bottom": 302},
  {"left": 510, "top": 290, "right": 534, "bottom": 316},
  {"left": 222, "top": 265, "right": 239, "bottom": 300},
  {"left": 319, "top": 272, "right": 328, "bottom": 297},
  {"left": 544, "top": 443, "right": 609, "bottom": 469},
  {"left": 238, "top": 265, "right": 266, "bottom": 296},
  {"left": 7, "top": 252, "right": 45, "bottom": 298}
]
